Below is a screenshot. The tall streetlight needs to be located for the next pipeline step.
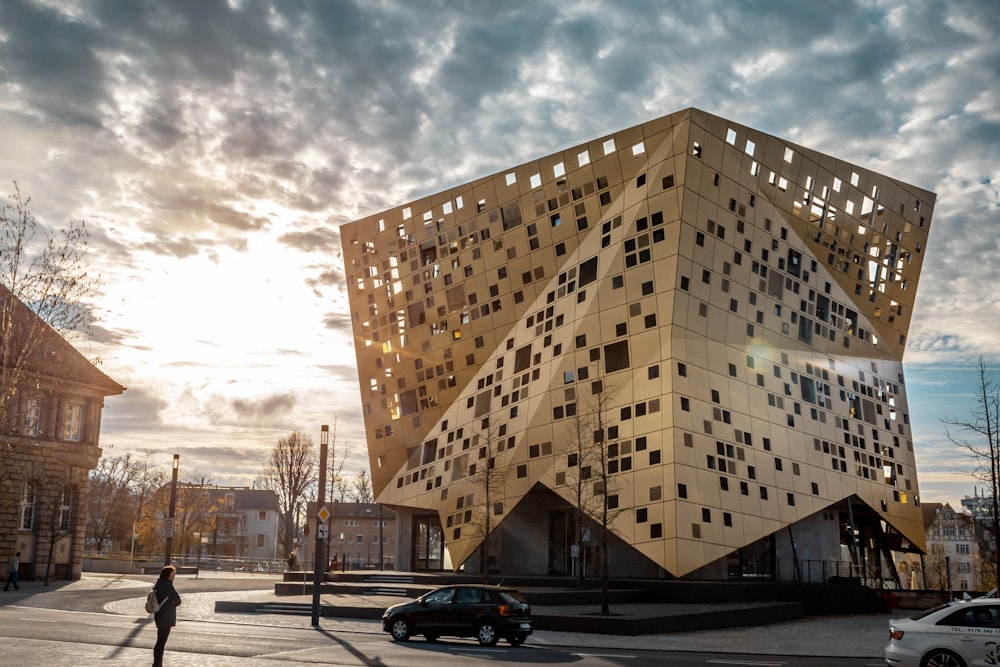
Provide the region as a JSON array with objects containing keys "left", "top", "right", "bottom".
[
  {"left": 311, "top": 425, "right": 329, "bottom": 626},
  {"left": 378, "top": 503, "right": 384, "bottom": 571},
  {"left": 164, "top": 454, "right": 179, "bottom": 565}
]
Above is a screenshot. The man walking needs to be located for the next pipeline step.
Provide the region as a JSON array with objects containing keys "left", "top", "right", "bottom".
[{"left": 4, "top": 551, "right": 20, "bottom": 591}]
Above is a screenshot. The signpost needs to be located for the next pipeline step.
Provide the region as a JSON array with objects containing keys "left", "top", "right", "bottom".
[{"left": 311, "top": 425, "right": 329, "bottom": 626}]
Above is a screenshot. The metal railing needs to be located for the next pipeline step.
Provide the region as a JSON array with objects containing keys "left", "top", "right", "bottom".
[{"left": 733, "top": 558, "right": 900, "bottom": 589}]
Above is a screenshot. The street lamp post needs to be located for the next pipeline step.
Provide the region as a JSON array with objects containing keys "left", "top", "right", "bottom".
[
  {"left": 164, "top": 454, "right": 179, "bottom": 566},
  {"left": 946, "top": 556, "right": 952, "bottom": 599},
  {"left": 311, "top": 425, "right": 329, "bottom": 627},
  {"left": 378, "top": 503, "right": 384, "bottom": 571}
]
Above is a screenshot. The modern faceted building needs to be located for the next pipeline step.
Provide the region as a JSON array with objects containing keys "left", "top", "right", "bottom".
[{"left": 341, "top": 108, "right": 934, "bottom": 581}]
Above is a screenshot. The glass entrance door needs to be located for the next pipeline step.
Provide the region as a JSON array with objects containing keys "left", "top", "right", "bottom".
[
  {"left": 413, "top": 514, "right": 444, "bottom": 571},
  {"left": 548, "top": 510, "right": 574, "bottom": 575}
]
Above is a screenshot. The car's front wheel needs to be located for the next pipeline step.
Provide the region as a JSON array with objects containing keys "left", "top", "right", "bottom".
[
  {"left": 476, "top": 622, "right": 499, "bottom": 646},
  {"left": 389, "top": 616, "right": 411, "bottom": 642},
  {"left": 923, "top": 649, "right": 967, "bottom": 667}
]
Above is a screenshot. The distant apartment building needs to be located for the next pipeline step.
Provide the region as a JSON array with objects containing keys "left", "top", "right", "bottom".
[
  {"left": 165, "top": 485, "right": 281, "bottom": 561},
  {"left": 302, "top": 502, "right": 396, "bottom": 570},
  {"left": 0, "top": 285, "right": 124, "bottom": 580},
  {"left": 341, "top": 108, "right": 934, "bottom": 581},
  {"left": 897, "top": 503, "right": 982, "bottom": 592},
  {"left": 961, "top": 492, "right": 997, "bottom": 590}
]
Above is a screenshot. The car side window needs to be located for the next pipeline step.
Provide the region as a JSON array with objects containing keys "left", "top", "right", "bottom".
[
  {"left": 457, "top": 588, "right": 483, "bottom": 604},
  {"left": 425, "top": 588, "right": 456, "bottom": 605},
  {"left": 939, "top": 608, "right": 975, "bottom": 627},
  {"left": 975, "top": 608, "right": 996, "bottom": 628},
  {"left": 939, "top": 607, "right": 1000, "bottom": 628}
]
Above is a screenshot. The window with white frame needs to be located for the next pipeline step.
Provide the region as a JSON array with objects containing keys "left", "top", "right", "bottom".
[
  {"left": 356, "top": 534, "right": 364, "bottom": 544},
  {"left": 23, "top": 397, "right": 42, "bottom": 436},
  {"left": 59, "top": 485, "right": 72, "bottom": 532},
  {"left": 63, "top": 402, "right": 84, "bottom": 441},
  {"left": 20, "top": 483, "right": 35, "bottom": 530},
  {"left": 345, "top": 519, "right": 358, "bottom": 527},
  {"left": 258, "top": 511, "right": 267, "bottom": 521},
  {"left": 257, "top": 534, "right": 265, "bottom": 548}
]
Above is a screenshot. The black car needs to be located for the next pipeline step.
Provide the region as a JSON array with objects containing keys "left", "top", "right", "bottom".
[{"left": 381, "top": 584, "right": 533, "bottom": 646}]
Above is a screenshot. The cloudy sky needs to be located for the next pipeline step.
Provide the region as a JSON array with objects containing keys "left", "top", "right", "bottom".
[{"left": 1, "top": 0, "right": 997, "bottom": 505}]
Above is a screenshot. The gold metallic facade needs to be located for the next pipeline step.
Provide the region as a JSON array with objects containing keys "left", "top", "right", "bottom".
[{"left": 341, "top": 108, "right": 933, "bottom": 577}]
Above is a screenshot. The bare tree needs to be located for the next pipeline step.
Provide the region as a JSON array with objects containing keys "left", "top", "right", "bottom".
[
  {"left": 560, "top": 394, "right": 599, "bottom": 588},
  {"left": 136, "top": 474, "right": 219, "bottom": 558},
  {"left": 466, "top": 419, "right": 509, "bottom": 580},
  {"left": 256, "top": 431, "right": 316, "bottom": 558},
  {"left": 1, "top": 182, "right": 99, "bottom": 418},
  {"left": 87, "top": 454, "right": 145, "bottom": 553},
  {"left": 556, "top": 368, "right": 624, "bottom": 613},
  {"left": 131, "top": 454, "right": 166, "bottom": 555},
  {"left": 1, "top": 183, "right": 102, "bottom": 556},
  {"left": 324, "top": 417, "right": 350, "bottom": 503},
  {"left": 944, "top": 358, "right": 1000, "bottom": 588},
  {"left": 350, "top": 468, "right": 374, "bottom": 504}
]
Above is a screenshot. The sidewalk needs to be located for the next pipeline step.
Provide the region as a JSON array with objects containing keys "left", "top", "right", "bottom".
[{"left": 71, "top": 571, "right": 897, "bottom": 658}]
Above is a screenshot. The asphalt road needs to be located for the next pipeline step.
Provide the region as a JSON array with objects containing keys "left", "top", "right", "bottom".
[{"left": 0, "top": 571, "right": 897, "bottom": 666}]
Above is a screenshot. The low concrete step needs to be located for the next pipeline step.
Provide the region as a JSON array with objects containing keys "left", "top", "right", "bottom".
[
  {"left": 364, "top": 586, "right": 409, "bottom": 596},
  {"left": 255, "top": 602, "right": 312, "bottom": 615},
  {"left": 364, "top": 574, "right": 414, "bottom": 584}
]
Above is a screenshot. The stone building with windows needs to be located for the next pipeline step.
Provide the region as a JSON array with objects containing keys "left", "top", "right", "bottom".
[
  {"left": 204, "top": 487, "right": 281, "bottom": 561},
  {"left": 896, "top": 502, "right": 983, "bottom": 593},
  {"left": 341, "top": 108, "right": 934, "bottom": 581},
  {"left": 0, "top": 286, "right": 124, "bottom": 581},
  {"left": 302, "top": 501, "right": 396, "bottom": 571},
  {"left": 156, "top": 485, "right": 281, "bottom": 562}
]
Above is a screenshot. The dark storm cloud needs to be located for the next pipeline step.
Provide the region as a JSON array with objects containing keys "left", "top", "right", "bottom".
[
  {"left": 136, "top": 235, "right": 208, "bottom": 259},
  {"left": 100, "top": 385, "right": 167, "bottom": 431},
  {"left": 318, "top": 362, "right": 366, "bottom": 386},
  {"left": 231, "top": 393, "right": 296, "bottom": 420},
  {"left": 307, "top": 269, "right": 342, "bottom": 290},
  {"left": 0, "top": 0, "right": 108, "bottom": 127},
  {"left": 88, "top": 323, "right": 143, "bottom": 348},
  {"left": 278, "top": 227, "right": 338, "bottom": 252},
  {"left": 322, "top": 312, "right": 353, "bottom": 331}
]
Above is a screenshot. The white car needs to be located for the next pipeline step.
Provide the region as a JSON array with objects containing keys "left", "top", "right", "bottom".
[{"left": 886, "top": 598, "right": 1000, "bottom": 667}]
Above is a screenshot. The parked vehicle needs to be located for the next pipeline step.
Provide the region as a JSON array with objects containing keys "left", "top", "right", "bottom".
[
  {"left": 381, "top": 584, "right": 533, "bottom": 646},
  {"left": 885, "top": 598, "right": 1000, "bottom": 667}
]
